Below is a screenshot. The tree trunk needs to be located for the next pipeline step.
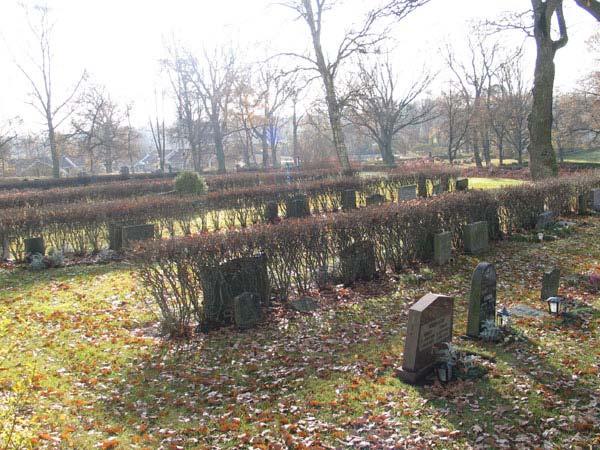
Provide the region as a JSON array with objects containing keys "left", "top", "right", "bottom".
[
  {"left": 292, "top": 113, "right": 300, "bottom": 166},
  {"left": 528, "top": 43, "right": 558, "bottom": 179},
  {"left": 271, "top": 145, "right": 279, "bottom": 168},
  {"left": 214, "top": 129, "right": 226, "bottom": 174},
  {"left": 472, "top": 139, "right": 482, "bottom": 168},
  {"left": 47, "top": 117, "right": 60, "bottom": 178},
  {"left": 324, "top": 80, "right": 351, "bottom": 173},
  {"left": 261, "top": 132, "right": 269, "bottom": 169},
  {"left": 379, "top": 137, "right": 395, "bottom": 166}
]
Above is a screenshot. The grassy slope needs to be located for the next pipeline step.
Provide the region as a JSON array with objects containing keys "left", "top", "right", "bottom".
[
  {"left": 0, "top": 220, "right": 599, "bottom": 448},
  {"left": 563, "top": 149, "right": 600, "bottom": 163}
]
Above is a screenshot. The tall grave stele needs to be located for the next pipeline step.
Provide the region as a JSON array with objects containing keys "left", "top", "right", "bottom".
[
  {"left": 541, "top": 267, "right": 560, "bottom": 300},
  {"left": 463, "top": 221, "right": 489, "bottom": 254},
  {"left": 466, "top": 262, "right": 497, "bottom": 338},
  {"left": 398, "top": 293, "right": 454, "bottom": 384}
]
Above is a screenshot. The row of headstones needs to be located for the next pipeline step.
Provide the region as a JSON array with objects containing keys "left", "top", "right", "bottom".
[{"left": 398, "top": 262, "right": 561, "bottom": 384}]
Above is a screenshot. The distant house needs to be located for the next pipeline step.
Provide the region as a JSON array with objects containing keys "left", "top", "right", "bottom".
[
  {"left": 134, "top": 149, "right": 191, "bottom": 173},
  {"left": 16, "top": 155, "right": 80, "bottom": 177}
]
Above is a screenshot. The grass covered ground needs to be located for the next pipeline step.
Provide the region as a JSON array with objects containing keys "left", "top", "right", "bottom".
[
  {"left": 563, "top": 149, "right": 600, "bottom": 163},
  {"left": 469, "top": 177, "right": 526, "bottom": 190},
  {"left": 1, "top": 218, "right": 599, "bottom": 449}
]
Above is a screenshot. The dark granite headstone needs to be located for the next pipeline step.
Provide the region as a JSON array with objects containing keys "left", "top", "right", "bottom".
[
  {"left": 339, "top": 240, "right": 376, "bottom": 284},
  {"left": 577, "top": 193, "right": 589, "bottom": 215},
  {"left": 463, "top": 221, "right": 489, "bottom": 254},
  {"left": 417, "top": 175, "right": 427, "bottom": 198},
  {"left": 541, "top": 267, "right": 560, "bottom": 300},
  {"left": 365, "top": 193, "right": 386, "bottom": 206},
  {"left": 455, "top": 178, "right": 469, "bottom": 191},
  {"left": 592, "top": 189, "right": 600, "bottom": 211},
  {"left": 466, "top": 262, "right": 497, "bottom": 338},
  {"left": 24, "top": 237, "right": 45, "bottom": 256},
  {"left": 535, "top": 211, "right": 556, "bottom": 231},
  {"left": 233, "top": 292, "right": 262, "bottom": 329},
  {"left": 122, "top": 224, "right": 155, "bottom": 248},
  {"left": 398, "top": 185, "right": 417, "bottom": 201},
  {"left": 341, "top": 190, "right": 357, "bottom": 211},
  {"left": 433, "top": 232, "right": 452, "bottom": 265},
  {"left": 285, "top": 195, "right": 310, "bottom": 218},
  {"left": 120, "top": 166, "right": 130, "bottom": 178},
  {"left": 398, "top": 293, "right": 454, "bottom": 384},
  {"left": 108, "top": 223, "right": 124, "bottom": 251},
  {"left": 265, "top": 201, "right": 279, "bottom": 223}
]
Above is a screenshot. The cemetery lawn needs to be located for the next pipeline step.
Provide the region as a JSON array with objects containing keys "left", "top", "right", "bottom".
[
  {"left": 469, "top": 177, "right": 526, "bottom": 190},
  {"left": 1, "top": 221, "right": 599, "bottom": 448},
  {"left": 563, "top": 148, "right": 600, "bottom": 163}
]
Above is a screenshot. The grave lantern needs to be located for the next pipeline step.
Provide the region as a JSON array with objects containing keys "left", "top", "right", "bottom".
[
  {"left": 497, "top": 306, "right": 511, "bottom": 328},
  {"left": 537, "top": 232, "right": 544, "bottom": 242},
  {"left": 546, "top": 296, "right": 562, "bottom": 316}
]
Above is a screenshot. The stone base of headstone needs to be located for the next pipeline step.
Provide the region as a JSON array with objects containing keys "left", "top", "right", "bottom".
[
  {"left": 285, "top": 195, "right": 310, "bottom": 218},
  {"left": 455, "top": 178, "right": 469, "bottom": 191},
  {"left": 365, "top": 193, "right": 386, "bottom": 206},
  {"left": 463, "top": 221, "right": 489, "bottom": 254},
  {"left": 233, "top": 292, "right": 262, "bottom": 329},
  {"left": 535, "top": 211, "right": 556, "bottom": 231},
  {"left": 397, "top": 365, "right": 435, "bottom": 384},
  {"left": 265, "top": 201, "right": 279, "bottom": 223},
  {"left": 398, "top": 185, "right": 417, "bottom": 202},
  {"left": 592, "top": 189, "right": 600, "bottom": 211},
  {"left": 199, "top": 254, "right": 270, "bottom": 327},
  {"left": 339, "top": 241, "right": 376, "bottom": 284},
  {"left": 24, "top": 237, "right": 45, "bottom": 256},
  {"left": 434, "top": 232, "right": 452, "bottom": 265},
  {"left": 122, "top": 224, "right": 155, "bottom": 248},
  {"left": 341, "top": 189, "right": 357, "bottom": 211}
]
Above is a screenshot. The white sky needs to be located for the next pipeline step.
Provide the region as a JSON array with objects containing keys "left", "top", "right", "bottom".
[{"left": 0, "top": 0, "right": 597, "bottom": 133}]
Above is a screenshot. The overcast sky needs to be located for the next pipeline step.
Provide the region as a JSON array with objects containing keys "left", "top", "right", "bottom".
[{"left": 0, "top": 0, "right": 597, "bottom": 132}]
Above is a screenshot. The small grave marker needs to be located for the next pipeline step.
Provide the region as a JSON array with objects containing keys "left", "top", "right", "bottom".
[
  {"left": 339, "top": 240, "right": 376, "bottom": 284},
  {"left": 121, "top": 224, "right": 155, "bottom": 248},
  {"left": 463, "top": 221, "right": 489, "bottom": 254},
  {"left": 398, "top": 293, "right": 454, "bottom": 384},
  {"left": 264, "top": 201, "right": 279, "bottom": 223},
  {"left": 592, "top": 189, "right": 600, "bottom": 211},
  {"left": 466, "top": 262, "right": 497, "bottom": 338},
  {"left": 286, "top": 195, "right": 310, "bottom": 218},
  {"left": 398, "top": 184, "right": 417, "bottom": 201},
  {"left": 434, "top": 232, "right": 452, "bottom": 265},
  {"left": 535, "top": 211, "right": 556, "bottom": 231},
  {"left": 365, "top": 193, "right": 386, "bottom": 206},
  {"left": 24, "top": 237, "right": 45, "bottom": 256},
  {"left": 541, "top": 267, "right": 560, "bottom": 300},
  {"left": 341, "top": 189, "right": 357, "bottom": 210},
  {"left": 455, "top": 178, "right": 469, "bottom": 191},
  {"left": 233, "top": 292, "right": 262, "bottom": 329}
]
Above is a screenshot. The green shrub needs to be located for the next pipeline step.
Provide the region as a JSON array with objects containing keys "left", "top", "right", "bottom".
[{"left": 174, "top": 171, "right": 208, "bottom": 195}]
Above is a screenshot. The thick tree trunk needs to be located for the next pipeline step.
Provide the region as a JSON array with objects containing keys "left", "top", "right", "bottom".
[
  {"left": 472, "top": 139, "right": 482, "bottom": 168},
  {"left": 528, "top": 43, "right": 559, "bottom": 179},
  {"left": 324, "top": 82, "right": 352, "bottom": 173},
  {"left": 271, "top": 145, "right": 279, "bottom": 168},
  {"left": 379, "top": 137, "right": 395, "bottom": 166},
  {"left": 261, "top": 133, "right": 269, "bottom": 169},
  {"left": 214, "top": 128, "right": 226, "bottom": 174}
]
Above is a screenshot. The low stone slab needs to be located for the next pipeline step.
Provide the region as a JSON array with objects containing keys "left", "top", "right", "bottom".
[
  {"left": 233, "top": 292, "right": 262, "bottom": 329},
  {"left": 509, "top": 304, "right": 547, "bottom": 318},
  {"left": 24, "top": 237, "right": 45, "bottom": 256},
  {"left": 541, "top": 267, "right": 560, "bottom": 300},
  {"left": 122, "top": 224, "right": 155, "bottom": 248},
  {"left": 535, "top": 211, "right": 556, "bottom": 231},
  {"left": 290, "top": 296, "right": 319, "bottom": 313},
  {"left": 398, "top": 185, "right": 417, "bottom": 201},
  {"left": 398, "top": 293, "right": 454, "bottom": 384},
  {"left": 366, "top": 193, "right": 386, "bottom": 206},
  {"left": 433, "top": 232, "right": 452, "bottom": 265},
  {"left": 463, "top": 221, "right": 489, "bottom": 254}
]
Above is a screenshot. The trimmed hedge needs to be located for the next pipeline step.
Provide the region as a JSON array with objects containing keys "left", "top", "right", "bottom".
[{"left": 136, "top": 173, "right": 600, "bottom": 334}]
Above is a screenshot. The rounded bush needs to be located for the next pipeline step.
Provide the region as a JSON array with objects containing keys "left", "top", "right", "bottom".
[{"left": 174, "top": 171, "right": 208, "bottom": 195}]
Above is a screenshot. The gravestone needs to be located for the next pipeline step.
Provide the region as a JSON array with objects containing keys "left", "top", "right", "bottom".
[
  {"left": 339, "top": 240, "right": 376, "bottom": 284},
  {"left": 541, "top": 267, "right": 560, "bottom": 300},
  {"left": 108, "top": 223, "right": 124, "bottom": 251},
  {"left": 120, "top": 166, "right": 130, "bottom": 178},
  {"left": 199, "top": 254, "right": 270, "bottom": 327},
  {"left": 577, "top": 193, "right": 589, "bottom": 215},
  {"left": 535, "top": 211, "right": 556, "bottom": 231},
  {"left": 592, "top": 189, "right": 600, "bottom": 211},
  {"left": 122, "top": 224, "right": 155, "bottom": 248},
  {"left": 290, "top": 296, "right": 319, "bottom": 313},
  {"left": 456, "top": 178, "right": 469, "bottom": 191},
  {"left": 341, "top": 189, "right": 357, "bottom": 211},
  {"left": 463, "top": 221, "right": 489, "bottom": 254},
  {"left": 432, "top": 181, "right": 443, "bottom": 196},
  {"left": 509, "top": 304, "right": 546, "bottom": 318},
  {"left": 433, "top": 232, "right": 452, "bottom": 265},
  {"left": 398, "top": 185, "right": 417, "bottom": 201},
  {"left": 398, "top": 293, "right": 454, "bottom": 384},
  {"left": 285, "top": 195, "right": 310, "bottom": 218},
  {"left": 233, "top": 292, "right": 262, "bottom": 330},
  {"left": 265, "top": 201, "right": 279, "bottom": 223},
  {"left": 365, "top": 193, "right": 386, "bottom": 206},
  {"left": 1, "top": 236, "right": 9, "bottom": 260},
  {"left": 24, "top": 237, "right": 45, "bottom": 256},
  {"left": 466, "top": 262, "right": 497, "bottom": 338}
]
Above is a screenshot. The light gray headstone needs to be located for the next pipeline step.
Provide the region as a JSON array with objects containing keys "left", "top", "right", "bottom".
[
  {"left": 592, "top": 189, "right": 600, "bottom": 211},
  {"left": 463, "top": 221, "right": 489, "bottom": 254},
  {"left": 398, "top": 185, "right": 417, "bottom": 201},
  {"left": 466, "top": 262, "right": 497, "bottom": 338},
  {"left": 398, "top": 293, "right": 454, "bottom": 384},
  {"left": 541, "top": 267, "right": 560, "bottom": 300},
  {"left": 535, "top": 211, "right": 556, "bottom": 231},
  {"left": 434, "top": 232, "right": 452, "bottom": 265}
]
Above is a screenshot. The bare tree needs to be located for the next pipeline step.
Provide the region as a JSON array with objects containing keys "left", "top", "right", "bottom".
[
  {"left": 71, "top": 85, "right": 106, "bottom": 173},
  {"left": 348, "top": 60, "right": 434, "bottom": 166},
  {"left": 189, "top": 47, "right": 238, "bottom": 174},
  {"left": 123, "top": 104, "right": 141, "bottom": 172},
  {"left": 15, "top": 4, "right": 86, "bottom": 178},
  {"left": 439, "top": 87, "right": 470, "bottom": 163},
  {"left": 0, "top": 119, "right": 18, "bottom": 177},
  {"left": 280, "top": 0, "right": 396, "bottom": 173}
]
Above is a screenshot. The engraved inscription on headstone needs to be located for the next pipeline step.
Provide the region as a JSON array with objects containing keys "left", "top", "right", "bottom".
[
  {"left": 466, "top": 262, "right": 497, "bottom": 338},
  {"left": 398, "top": 293, "right": 454, "bottom": 384}
]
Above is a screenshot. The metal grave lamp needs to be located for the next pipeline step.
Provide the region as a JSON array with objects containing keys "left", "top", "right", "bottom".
[
  {"left": 546, "top": 296, "right": 563, "bottom": 316},
  {"left": 497, "top": 306, "right": 511, "bottom": 328}
]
